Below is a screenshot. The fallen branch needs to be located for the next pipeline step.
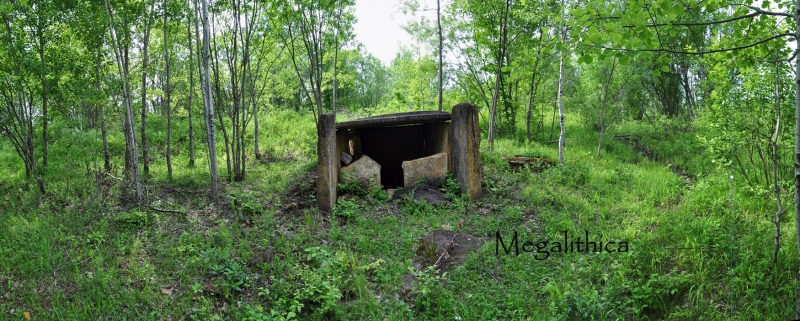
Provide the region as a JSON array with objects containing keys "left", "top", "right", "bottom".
[
  {"left": 103, "top": 172, "right": 125, "bottom": 182},
  {"left": 149, "top": 205, "right": 185, "bottom": 215},
  {"left": 433, "top": 234, "right": 456, "bottom": 268}
]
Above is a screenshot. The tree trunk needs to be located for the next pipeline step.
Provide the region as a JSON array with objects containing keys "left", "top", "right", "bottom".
[
  {"left": 102, "top": 102, "right": 111, "bottom": 172},
  {"left": 557, "top": 1, "right": 566, "bottom": 165},
  {"left": 794, "top": 0, "right": 800, "bottom": 316},
  {"left": 597, "top": 57, "right": 617, "bottom": 158},
  {"left": 200, "top": 0, "right": 219, "bottom": 200},
  {"left": 437, "top": 0, "right": 443, "bottom": 112},
  {"left": 164, "top": 3, "right": 173, "bottom": 179},
  {"left": 557, "top": 55, "right": 565, "bottom": 165},
  {"left": 188, "top": 0, "right": 197, "bottom": 167},
  {"left": 488, "top": 0, "right": 510, "bottom": 149},
  {"left": 253, "top": 96, "right": 261, "bottom": 159},
  {"left": 213, "top": 59, "right": 232, "bottom": 182},
  {"left": 37, "top": 27, "right": 48, "bottom": 168},
  {"left": 210, "top": 12, "right": 232, "bottom": 181},
  {"left": 96, "top": 51, "right": 111, "bottom": 172},
  {"left": 333, "top": 2, "right": 341, "bottom": 115},
  {"left": 526, "top": 32, "right": 545, "bottom": 142},
  {"left": 104, "top": 0, "right": 142, "bottom": 203},
  {"left": 141, "top": 1, "right": 154, "bottom": 180}
]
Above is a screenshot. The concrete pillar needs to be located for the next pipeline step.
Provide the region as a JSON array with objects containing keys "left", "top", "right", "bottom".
[
  {"left": 316, "top": 114, "right": 337, "bottom": 213},
  {"left": 449, "top": 102, "right": 482, "bottom": 200}
]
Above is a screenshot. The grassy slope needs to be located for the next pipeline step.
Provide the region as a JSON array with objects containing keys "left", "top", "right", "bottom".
[{"left": 0, "top": 109, "right": 797, "bottom": 320}]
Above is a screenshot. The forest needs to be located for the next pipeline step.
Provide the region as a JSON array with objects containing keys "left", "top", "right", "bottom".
[{"left": 1, "top": 0, "right": 799, "bottom": 319}]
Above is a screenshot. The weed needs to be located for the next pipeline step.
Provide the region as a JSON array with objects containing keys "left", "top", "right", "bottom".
[
  {"left": 409, "top": 265, "right": 448, "bottom": 312},
  {"left": 202, "top": 248, "right": 250, "bottom": 298},
  {"left": 441, "top": 174, "right": 462, "bottom": 200},
  {"left": 113, "top": 210, "right": 155, "bottom": 228},
  {"left": 228, "top": 190, "right": 263, "bottom": 221},
  {"left": 264, "top": 246, "right": 365, "bottom": 319},
  {"left": 334, "top": 198, "right": 361, "bottom": 219},
  {"left": 338, "top": 173, "right": 368, "bottom": 197},
  {"left": 400, "top": 192, "right": 435, "bottom": 216},
  {"left": 368, "top": 185, "right": 389, "bottom": 204}
]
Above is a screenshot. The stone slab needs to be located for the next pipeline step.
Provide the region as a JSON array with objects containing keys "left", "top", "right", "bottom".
[
  {"left": 402, "top": 152, "right": 447, "bottom": 188},
  {"left": 335, "top": 111, "right": 451, "bottom": 130},
  {"left": 449, "top": 103, "right": 482, "bottom": 200},
  {"left": 341, "top": 155, "right": 381, "bottom": 190},
  {"left": 316, "top": 114, "right": 338, "bottom": 213}
]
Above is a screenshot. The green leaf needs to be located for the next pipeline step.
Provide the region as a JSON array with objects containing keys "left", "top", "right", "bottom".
[{"left": 661, "top": 66, "right": 670, "bottom": 72}]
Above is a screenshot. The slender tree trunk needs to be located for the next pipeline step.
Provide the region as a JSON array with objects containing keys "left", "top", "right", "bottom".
[
  {"left": 333, "top": 1, "right": 341, "bottom": 115},
  {"left": 253, "top": 98, "right": 261, "bottom": 159},
  {"left": 488, "top": 22, "right": 500, "bottom": 148},
  {"left": 141, "top": 1, "right": 154, "bottom": 179},
  {"left": 27, "top": 93, "right": 44, "bottom": 194},
  {"left": 556, "top": 0, "right": 567, "bottom": 165},
  {"left": 124, "top": 46, "right": 133, "bottom": 176},
  {"left": 188, "top": 0, "right": 196, "bottom": 167},
  {"left": 437, "top": 0, "right": 443, "bottom": 112},
  {"left": 526, "top": 32, "right": 544, "bottom": 142},
  {"left": 164, "top": 3, "right": 173, "bottom": 179},
  {"left": 769, "top": 51, "right": 783, "bottom": 267},
  {"left": 200, "top": 0, "right": 219, "bottom": 200},
  {"left": 557, "top": 55, "right": 565, "bottom": 165},
  {"left": 37, "top": 28, "right": 48, "bottom": 168},
  {"left": 680, "top": 64, "right": 695, "bottom": 120},
  {"left": 105, "top": 0, "right": 141, "bottom": 203},
  {"left": 209, "top": 12, "right": 232, "bottom": 181},
  {"left": 794, "top": 0, "right": 800, "bottom": 316},
  {"left": 96, "top": 51, "right": 111, "bottom": 172},
  {"left": 597, "top": 57, "right": 617, "bottom": 158},
  {"left": 488, "top": 0, "right": 510, "bottom": 149},
  {"left": 102, "top": 102, "right": 111, "bottom": 172}
]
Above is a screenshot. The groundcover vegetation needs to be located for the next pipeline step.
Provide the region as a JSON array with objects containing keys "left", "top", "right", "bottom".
[{"left": 0, "top": 109, "right": 795, "bottom": 320}]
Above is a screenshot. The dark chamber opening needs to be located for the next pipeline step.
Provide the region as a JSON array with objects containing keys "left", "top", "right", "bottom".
[{"left": 359, "top": 125, "right": 427, "bottom": 189}]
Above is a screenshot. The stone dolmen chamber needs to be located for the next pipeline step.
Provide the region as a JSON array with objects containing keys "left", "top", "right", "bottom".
[{"left": 316, "top": 102, "right": 483, "bottom": 213}]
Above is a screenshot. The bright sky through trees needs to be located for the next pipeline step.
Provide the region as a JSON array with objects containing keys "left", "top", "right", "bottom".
[{"left": 353, "top": 0, "right": 435, "bottom": 64}]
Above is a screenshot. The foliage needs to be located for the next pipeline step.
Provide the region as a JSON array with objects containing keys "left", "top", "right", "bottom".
[
  {"left": 334, "top": 198, "right": 361, "bottom": 219},
  {"left": 0, "top": 0, "right": 798, "bottom": 319},
  {"left": 114, "top": 210, "right": 156, "bottom": 228},
  {"left": 202, "top": 248, "right": 251, "bottom": 298}
]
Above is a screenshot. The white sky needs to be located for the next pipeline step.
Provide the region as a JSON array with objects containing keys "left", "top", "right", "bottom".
[{"left": 353, "top": 0, "right": 437, "bottom": 65}]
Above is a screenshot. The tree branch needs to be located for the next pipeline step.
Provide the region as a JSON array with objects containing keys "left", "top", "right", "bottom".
[
  {"left": 595, "top": 6, "right": 795, "bottom": 28},
  {"left": 592, "top": 32, "right": 795, "bottom": 55},
  {"left": 764, "top": 49, "right": 799, "bottom": 63},
  {"left": 741, "top": 5, "right": 795, "bottom": 19}
]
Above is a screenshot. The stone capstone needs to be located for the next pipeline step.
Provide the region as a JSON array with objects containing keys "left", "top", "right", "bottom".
[
  {"left": 341, "top": 155, "right": 381, "bottom": 189},
  {"left": 401, "top": 152, "right": 447, "bottom": 188}
]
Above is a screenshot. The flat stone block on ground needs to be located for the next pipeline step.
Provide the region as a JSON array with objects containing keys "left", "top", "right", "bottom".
[{"left": 402, "top": 152, "right": 447, "bottom": 188}]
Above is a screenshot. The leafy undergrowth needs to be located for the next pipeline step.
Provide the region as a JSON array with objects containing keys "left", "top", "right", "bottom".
[{"left": 0, "top": 113, "right": 796, "bottom": 320}]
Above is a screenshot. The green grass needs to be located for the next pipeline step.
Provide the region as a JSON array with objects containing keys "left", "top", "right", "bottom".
[{"left": 0, "top": 107, "right": 796, "bottom": 320}]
